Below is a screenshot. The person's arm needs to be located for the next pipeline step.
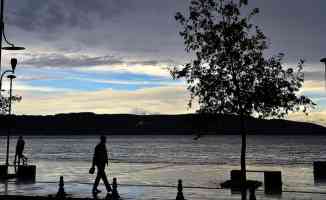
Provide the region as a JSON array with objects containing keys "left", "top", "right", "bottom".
[
  {"left": 105, "top": 146, "right": 109, "bottom": 166},
  {"left": 14, "top": 143, "right": 18, "bottom": 163}
]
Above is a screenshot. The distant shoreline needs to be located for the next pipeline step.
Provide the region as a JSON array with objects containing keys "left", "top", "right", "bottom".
[{"left": 0, "top": 113, "right": 325, "bottom": 136}]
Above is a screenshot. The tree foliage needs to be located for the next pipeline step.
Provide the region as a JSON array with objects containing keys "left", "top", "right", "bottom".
[
  {"left": 172, "top": 0, "right": 315, "bottom": 118},
  {"left": 0, "top": 94, "right": 22, "bottom": 114}
]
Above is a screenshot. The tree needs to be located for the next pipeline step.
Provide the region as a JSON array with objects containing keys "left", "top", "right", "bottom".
[
  {"left": 172, "top": 0, "right": 315, "bottom": 199},
  {"left": 0, "top": 94, "right": 22, "bottom": 114}
]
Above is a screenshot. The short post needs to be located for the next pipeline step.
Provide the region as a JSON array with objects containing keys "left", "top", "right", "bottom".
[
  {"left": 264, "top": 171, "right": 282, "bottom": 195},
  {"left": 17, "top": 165, "right": 36, "bottom": 183},
  {"left": 314, "top": 161, "right": 326, "bottom": 183},
  {"left": 0, "top": 165, "right": 8, "bottom": 179},
  {"left": 231, "top": 170, "right": 241, "bottom": 183},
  {"left": 112, "top": 177, "right": 120, "bottom": 200},
  {"left": 56, "top": 176, "right": 66, "bottom": 199},
  {"left": 176, "top": 179, "right": 185, "bottom": 200},
  {"left": 230, "top": 170, "right": 242, "bottom": 192}
]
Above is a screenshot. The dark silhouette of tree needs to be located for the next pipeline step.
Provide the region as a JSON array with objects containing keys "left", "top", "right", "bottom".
[
  {"left": 0, "top": 94, "right": 22, "bottom": 114},
  {"left": 172, "top": 0, "right": 315, "bottom": 199},
  {"left": 0, "top": 95, "right": 10, "bottom": 114}
]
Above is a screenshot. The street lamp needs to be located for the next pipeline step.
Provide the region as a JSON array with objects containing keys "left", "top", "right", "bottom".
[
  {"left": 7, "top": 73, "right": 16, "bottom": 116},
  {"left": 0, "top": 0, "right": 25, "bottom": 177},
  {"left": 0, "top": 57, "right": 16, "bottom": 90},
  {"left": 1, "top": 58, "right": 17, "bottom": 176},
  {"left": 321, "top": 58, "right": 326, "bottom": 90},
  {"left": 0, "top": 0, "right": 25, "bottom": 75}
]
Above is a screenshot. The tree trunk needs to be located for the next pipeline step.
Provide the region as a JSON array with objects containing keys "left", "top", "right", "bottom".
[{"left": 240, "top": 111, "right": 247, "bottom": 200}]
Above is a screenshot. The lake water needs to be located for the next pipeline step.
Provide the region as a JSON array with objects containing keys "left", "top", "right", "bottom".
[{"left": 1, "top": 135, "right": 326, "bottom": 199}]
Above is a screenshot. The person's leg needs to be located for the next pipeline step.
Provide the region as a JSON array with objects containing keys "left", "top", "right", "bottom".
[
  {"left": 22, "top": 155, "right": 27, "bottom": 165},
  {"left": 17, "top": 155, "right": 21, "bottom": 167},
  {"left": 93, "top": 170, "right": 101, "bottom": 193},
  {"left": 14, "top": 154, "right": 17, "bottom": 172},
  {"left": 100, "top": 168, "right": 112, "bottom": 192}
]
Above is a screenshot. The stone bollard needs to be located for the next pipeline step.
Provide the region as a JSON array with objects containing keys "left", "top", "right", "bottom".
[
  {"left": 230, "top": 170, "right": 241, "bottom": 183},
  {"left": 230, "top": 170, "right": 242, "bottom": 192},
  {"left": 111, "top": 177, "right": 120, "bottom": 200},
  {"left": 0, "top": 165, "right": 8, "bottom": 178},
  {"left": 17, "top": 165, "right": 36, "bottom": 182},
  {"left": 56, "top": 176, "right": 66, "bottom": 199},
  {"left": 176, "top": 179, "right": 185, "bottom": 200},
  {"left": 314, "top": 161, "right": 326, "bottom": 183},
  {"left": 264, "top": 171, "right": 282, "bottom": 195}
]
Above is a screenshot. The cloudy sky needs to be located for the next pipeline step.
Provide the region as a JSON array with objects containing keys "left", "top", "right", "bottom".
[{"left": 1, "top": 0, "right": 326, "bottom": 125}]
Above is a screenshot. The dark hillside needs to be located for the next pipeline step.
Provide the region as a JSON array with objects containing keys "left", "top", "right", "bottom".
[{"left": 0, "top": 113, "right": 324, "bottom": 135}]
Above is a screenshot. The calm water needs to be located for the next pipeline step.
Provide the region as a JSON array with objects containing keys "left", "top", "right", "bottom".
[{"left": 1, "top": 135, "right": 326, "bottom": 199}]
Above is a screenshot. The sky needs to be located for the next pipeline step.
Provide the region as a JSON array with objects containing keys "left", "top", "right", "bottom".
[{"left": 1, "top": 0, "right": 326, "bottom": 125}]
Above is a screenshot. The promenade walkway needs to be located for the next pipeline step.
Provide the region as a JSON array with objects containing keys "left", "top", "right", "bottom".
[{"left": 1, "top": 180, "right": 326, "bottom": 200}]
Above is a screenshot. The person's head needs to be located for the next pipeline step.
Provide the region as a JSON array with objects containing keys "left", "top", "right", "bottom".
[
  {"left": 19, "top": 136, "right": 23, "bottom": 140},
  {"left": 100, "top": 135, "right": 106, "bottom": 144}
]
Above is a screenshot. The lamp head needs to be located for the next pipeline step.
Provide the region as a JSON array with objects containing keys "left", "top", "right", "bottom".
[
  {"left": 7, "top": 74, "right": 16, "bottom": 79},
  {"left": 321, "top": 58, "right": 326, "bottom": 64},
  {"left": 10, "top": 58, "right": 17, "bottom": 72}
]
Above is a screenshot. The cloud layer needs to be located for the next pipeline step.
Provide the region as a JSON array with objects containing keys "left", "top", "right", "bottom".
[
  {"left": 0, "top": 0, "right": 324, "bottom": 127},
  {"left": 8, "top": 0, "right": 131, "bottom": 32},
  {"left": 14, "top": 86, "right": 195, "bottom": 115}
]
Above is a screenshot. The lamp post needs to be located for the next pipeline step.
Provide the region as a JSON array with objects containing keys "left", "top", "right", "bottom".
[
  {"left": 0, "top": 58, "right": 16, "bottom": 176},
  {"left": 0, "top": 0, "right": 24, "bottom": 177},
  {"left": 0, "top": 58, "right": 16, "bottom": 90},
  {"left": 0, "top": 58, "right": 16, "bottom": 172},
  {"left": 321, "top": 58, "right": 326, "bottom": 90},
  {"left": 0, "top": 0, "right": 25, "bottom": 75}
]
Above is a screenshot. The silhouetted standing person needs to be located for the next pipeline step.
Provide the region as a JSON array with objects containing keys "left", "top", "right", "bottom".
[
  {"left": 90, "top": 135, "right": 112, "bottom": 194},
  {"left": 14, "top": 136, "right": 27, "bottom": 171}
]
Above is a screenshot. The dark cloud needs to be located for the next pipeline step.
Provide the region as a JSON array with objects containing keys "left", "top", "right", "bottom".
[
  {"left": 22, "top": 54, "right": 123, "bottom": 67},
  {"left": 128, "top": 60, "right": 159, "bottom": 66},
  {"left": 5, "top": 0, "right": 188, "bottom": 61},
  {"left": 250, "top": 0, "right": 326, "bottom": 63},
  {"left": 7, "top": 0, "right": 132, "bottom": 32},
  {"left": 5, "top": 0, "right": 326, "bottom": 66},
  {"left": 21, "top": 53, "right": 174, "bottom": 68}
]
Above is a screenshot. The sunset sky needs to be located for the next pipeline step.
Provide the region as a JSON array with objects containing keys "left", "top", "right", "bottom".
[{"left": 1, "top": 0, "right": 326, "bottom": 125}]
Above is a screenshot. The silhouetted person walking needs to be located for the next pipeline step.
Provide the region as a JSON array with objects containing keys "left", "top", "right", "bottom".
[
  {"left": 90, "top": 135, "right": 112, "bottom": 194},
  {"left": 14, "top": 136, "right": 27, "bottom": 171}
]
